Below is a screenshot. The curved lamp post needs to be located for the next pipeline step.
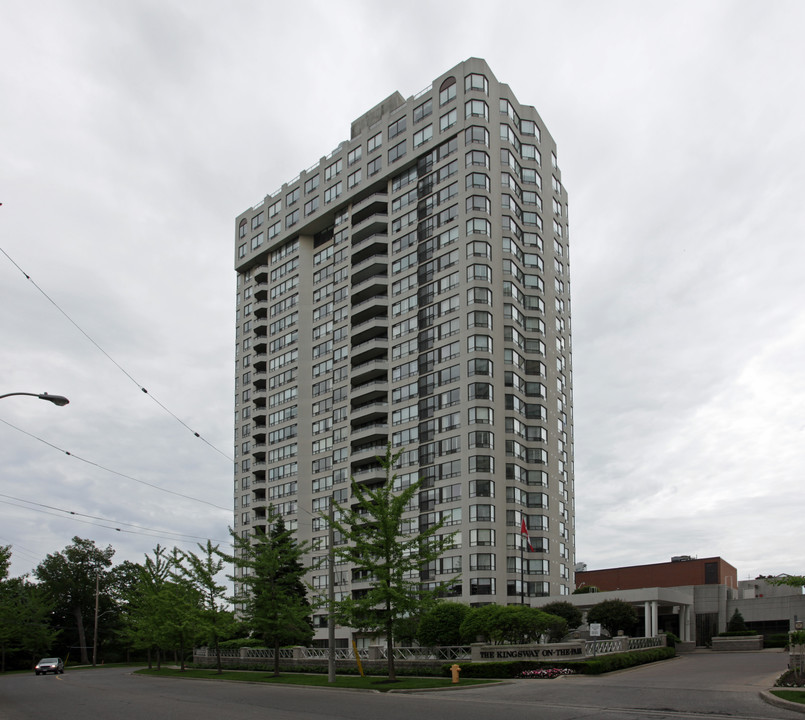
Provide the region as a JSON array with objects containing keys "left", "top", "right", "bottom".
[{"left": 0, "top": 392, "right": 70, "bottom": 406}]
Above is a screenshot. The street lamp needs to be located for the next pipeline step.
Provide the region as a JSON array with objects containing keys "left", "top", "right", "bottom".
[{"left": 0, "top": 392, "right": 70, "bottom": 406}]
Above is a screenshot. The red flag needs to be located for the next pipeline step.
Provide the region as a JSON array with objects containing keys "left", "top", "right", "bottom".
[{"left": 520, "top": 517, "right": 533, "bottom": 551}]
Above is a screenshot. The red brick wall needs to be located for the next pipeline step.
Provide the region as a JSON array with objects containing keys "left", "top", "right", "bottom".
[{"left": 576, "top": 557, "right": 738, "bottom": 591}]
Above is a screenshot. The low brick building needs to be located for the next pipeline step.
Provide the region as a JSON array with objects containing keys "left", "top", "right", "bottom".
[
  {"left": 564, "top": 557, "right": 804, "bottom": 646},
  {"left": 576, "top": 556, "right": 738, "bottom": 592}
]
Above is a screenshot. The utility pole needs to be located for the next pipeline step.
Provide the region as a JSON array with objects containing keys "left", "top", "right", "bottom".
[
  {"left": 328, "top": 497, "right": 336, "bottom": 682},
  {"left": 92, "top": 570, "right": 99, "bottom": 666}
]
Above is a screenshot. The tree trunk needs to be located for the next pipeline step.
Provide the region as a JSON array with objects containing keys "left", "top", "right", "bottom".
[
  {"left": 214, "top": 637, "right": 222, "bottom": 675},
  {"left": 273, "top": 638, "right": 280, "bottom": 677},
  {"left": 73, "top": 606, "right": 89, "bottom": 664},
  {"left": 386, "top": 614, "right": 396, "bottom": 682}
]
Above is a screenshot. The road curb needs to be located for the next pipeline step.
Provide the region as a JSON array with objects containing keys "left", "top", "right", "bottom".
[{"left": 760, "top": 689, "right": 805, "bottom": 715}]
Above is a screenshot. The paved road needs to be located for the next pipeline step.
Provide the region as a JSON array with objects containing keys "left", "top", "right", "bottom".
[{"left": 0, "top": 651, "right": 799, "bottom": 720}]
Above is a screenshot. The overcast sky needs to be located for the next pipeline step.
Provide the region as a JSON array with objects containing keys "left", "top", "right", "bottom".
[{"left": 2, "top": 0, "right": 803, "bottom": 583}]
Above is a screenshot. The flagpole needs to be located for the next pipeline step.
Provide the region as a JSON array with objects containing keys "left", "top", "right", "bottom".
[
  {"left": 520, "top": 535, "right": 524, "bottom": 605},
  {"left": 519, "top": 516, "right": 529, "bottom": 605}
]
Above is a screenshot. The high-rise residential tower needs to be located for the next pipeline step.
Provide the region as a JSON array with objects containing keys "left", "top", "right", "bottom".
[{"left": 234, "top": 58, "right": 574, "bottom": 642}]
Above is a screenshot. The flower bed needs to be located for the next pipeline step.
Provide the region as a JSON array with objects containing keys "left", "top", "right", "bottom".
[{"left": 519, "top": 667, "right": 576, "bottom": 679}]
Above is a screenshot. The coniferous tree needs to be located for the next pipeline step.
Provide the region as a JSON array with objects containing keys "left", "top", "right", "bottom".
[
  {"left": 226, "top": 509, "right": 313, "bottom": 676},
  {"left": 727, "top": 608, "right": 748, "bottom": 632}
]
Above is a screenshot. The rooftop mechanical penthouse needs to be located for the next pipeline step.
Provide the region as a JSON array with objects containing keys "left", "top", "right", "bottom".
[{"left": 234, "top": 58, "right": 575, "bottom": 643}]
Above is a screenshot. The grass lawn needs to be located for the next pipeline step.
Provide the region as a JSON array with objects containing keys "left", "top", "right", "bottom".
[
  {"left": 135, "top": 667, "right": 496, "bottom": 691},
  {"left": 770, "top": 689, "right": 805, "bottom": 705}
]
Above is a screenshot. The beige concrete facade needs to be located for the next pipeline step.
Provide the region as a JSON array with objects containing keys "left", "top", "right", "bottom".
[{"left": 233, "top": 58, "right": 575, "bottom": 642}]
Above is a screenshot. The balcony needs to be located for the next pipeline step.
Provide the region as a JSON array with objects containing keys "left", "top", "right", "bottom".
[
  {"left": 351, "top": 464, "right": 386, "bottom": 485},
  {"left": 253, "top": 299, "right": 269, "bottom": 319},
  {"left": 351, "top": 191, "right": 388, "bottom": 217},
  {"left": 351, "top": 212, "right": 388, "bottom": 244},
  {"left": 349, "top": 378, "right": 388, "bottom": 406},
  {"left": 351, "top": 275, "right": 388, "bottom": 305},
  {"left": 351, "top": 232, "right": 389, "bottom": 262},
  {"left": 350, "top": 400, "right": 388, "bottom": 425},
  {"left": 351, "top": 294, "right": 389, "bottom": 324},
  {"left": 350, "top": 421, "right": 389, "bottom": 444},
  {"left": 350, "top": 357, "right": 388, "bottom": 384},
  {"left": 253, "top": 318, "right": 268, "bottom": 337},
  {"left": 350, "top": 336, "right": 388, "bottom": 364},
  {"left": 350, "top": 443, "right": 388, "bottom": 464},
  {"left": 351, "top": 253, "right": 388, "bottom": 285},
  {"left": 252, "top": 462, "right": 266, "bottom": 482},
  {"left": 351, "top": 315, "right": 388, "bottom": 345}
]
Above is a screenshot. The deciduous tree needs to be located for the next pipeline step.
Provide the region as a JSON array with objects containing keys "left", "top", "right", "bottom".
[
  {"left": 586, "top": 599, "right": 638, "bottom": 637},
  {"left": 328, "top": 446, "right": 459, "bottom": 681},
  {"left": 417, "top": 602, "right": 470, "bottom": 647},
  {"left": 34, "top": 537, "right": 115, "bottom": 664},
  {"left": 460, "top": 604, "right": 563, "bottom": 644},
  {"left": 0, "top": 547, "right": 57, "bottom": 671},
  {"left": 173, "top": 541, "right": 234, "bottom": 673},
  {"left": 541, "top": 601, "right": 583, "bottom": 632}
]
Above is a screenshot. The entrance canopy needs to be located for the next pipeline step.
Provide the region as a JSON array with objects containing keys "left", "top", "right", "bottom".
[{"left": 533, "top": 587, "right": 695, "bottom": 642}]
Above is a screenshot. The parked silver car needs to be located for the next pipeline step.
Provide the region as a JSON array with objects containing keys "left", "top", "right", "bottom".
[{"left": 34, "top": 658, "right": 64, "bottom": 675}]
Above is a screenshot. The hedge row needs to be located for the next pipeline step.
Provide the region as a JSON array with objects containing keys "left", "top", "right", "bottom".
[
  {"left": 190, "top": 662, "right": 444, "bottom": 677},
  {"left": 442, "top": 647, "right": 676, "bottom": 678}
]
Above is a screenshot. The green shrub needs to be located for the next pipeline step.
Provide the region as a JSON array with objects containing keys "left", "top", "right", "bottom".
[
  {"left": 191, "top": 662, "right": 444, "bottom": 677},
  {"left": 663, "top": 632, "right": 679, "bottom": 648},
  {"left": 219, "top": 637, "right": 264, "bottom": 649},
  {"left": 765, "top": 633, "right": 789, "bottom": 648}
]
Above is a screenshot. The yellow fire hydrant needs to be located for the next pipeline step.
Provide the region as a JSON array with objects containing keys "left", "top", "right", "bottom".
[{"left": 450, "top": 663, "right": 461, "bottom": 684}]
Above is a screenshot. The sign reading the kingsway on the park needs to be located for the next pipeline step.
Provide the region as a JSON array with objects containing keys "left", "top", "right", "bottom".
[{"left": 473, "top": 642, "right": 586, "bottom": 661}]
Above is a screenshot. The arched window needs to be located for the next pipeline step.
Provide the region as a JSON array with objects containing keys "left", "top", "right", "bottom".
[{"left": 439, "top": 76, "right": 456, "bottom": 106}]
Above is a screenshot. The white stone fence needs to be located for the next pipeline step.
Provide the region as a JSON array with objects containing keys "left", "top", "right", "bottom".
[{"left": 194, "top": 636, "right": 666, "bottom": 667}]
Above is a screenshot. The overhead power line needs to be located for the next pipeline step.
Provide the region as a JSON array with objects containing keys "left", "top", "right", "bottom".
[
  {"left": 0, "top": 418, "right": 230, "bottom": 512},
  {"left": 0, "top": 244, "right": 233, "bottom": 462},
  {"left": 0, "top": 492, "right": 230, "bottom": 545}
]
